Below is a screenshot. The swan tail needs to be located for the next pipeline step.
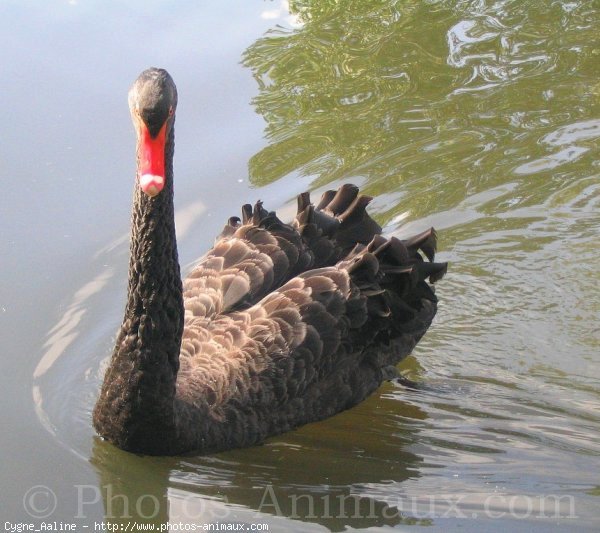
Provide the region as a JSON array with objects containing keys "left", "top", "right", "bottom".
[{"left": 339, "top": 232, "right": 447, "bottom": 364}]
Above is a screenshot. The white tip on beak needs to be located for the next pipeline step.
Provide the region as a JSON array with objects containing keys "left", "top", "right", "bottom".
[{"left": 140, "top": 174, "right": 165, "bottom": 197}]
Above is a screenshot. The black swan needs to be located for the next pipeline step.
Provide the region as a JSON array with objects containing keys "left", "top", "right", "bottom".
[{"left": 93, "top": 68, "right": 447, "bottom": 455}]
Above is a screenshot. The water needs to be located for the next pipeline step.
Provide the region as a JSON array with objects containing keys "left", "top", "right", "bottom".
[{"left": 1, "top": 0, "right": 599, "bottom": 530}]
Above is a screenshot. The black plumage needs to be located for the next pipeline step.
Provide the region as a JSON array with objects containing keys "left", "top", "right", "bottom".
[{"left": 92, "top": 68, "right": 447, "bottom": 455}]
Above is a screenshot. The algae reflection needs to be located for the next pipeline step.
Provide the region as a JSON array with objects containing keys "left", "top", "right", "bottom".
[
  {"left": 243, "top": 0, "right": 454, "bottom": 199},
  {"left": 244, "top": 0, "right": 600, "bottom": 228}
]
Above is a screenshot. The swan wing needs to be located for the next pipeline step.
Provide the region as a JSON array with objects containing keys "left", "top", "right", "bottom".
[
  {"left": 176, "top": 231, "right": 447, "bottom": 451},
  {"left": 182, "top": 184, "right": 382, "bottom": 320}
]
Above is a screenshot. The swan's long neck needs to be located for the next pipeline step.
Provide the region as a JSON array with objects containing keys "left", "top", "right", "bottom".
[{"left": 93, "top": 127, "right": 184, "bottom": 452}]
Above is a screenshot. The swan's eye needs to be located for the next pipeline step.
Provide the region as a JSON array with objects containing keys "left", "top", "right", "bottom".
[{"left": 168, "top": 107, "right": 174, "bottom": 117}]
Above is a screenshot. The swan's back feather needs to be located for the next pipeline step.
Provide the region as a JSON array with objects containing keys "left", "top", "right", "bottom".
[
  {"left": 173, "top": 190, "right": 447, "bottom": 453},
  {"left": 182, "top": 185, "right": 382, "bottom": 324}
]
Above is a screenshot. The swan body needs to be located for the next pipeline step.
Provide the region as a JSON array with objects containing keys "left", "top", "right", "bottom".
[{"left": 93, "top": 68, "right": 447, "bottom": 455}]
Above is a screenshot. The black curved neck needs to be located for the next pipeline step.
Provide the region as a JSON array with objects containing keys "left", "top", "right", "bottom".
[
  {"left": 93, "top": 127, "right": 184, "bottom": 452},
  {"left": 124, "top": 125, "right": 182, "bottom": 373}
]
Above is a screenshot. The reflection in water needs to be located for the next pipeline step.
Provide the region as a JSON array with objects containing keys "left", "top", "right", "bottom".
[
  {"left": 34, "top": 269, "right": 115, "bottom": 381},
  {"left": 244, "top": 0, "right": 435, "bottom": 193},
  {"left": 243, "top": 0, "right": 599, "bottom": 226},
  {"left": 91, "top": 441, "right": 172, "bottom": 525},
  {"left": 91, "top": 393, "right": 429, "bottom": 529}
]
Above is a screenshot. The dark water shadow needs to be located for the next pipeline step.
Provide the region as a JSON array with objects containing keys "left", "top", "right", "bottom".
[{"left": 90, "top": 391, "right": 431, "bottom": 530}]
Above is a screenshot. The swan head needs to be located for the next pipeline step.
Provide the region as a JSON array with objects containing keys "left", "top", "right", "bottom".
[{"left": 129, "top": 68, "right": 178, "bottom": 197}]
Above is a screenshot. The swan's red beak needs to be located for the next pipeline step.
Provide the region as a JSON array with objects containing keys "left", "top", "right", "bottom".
[{"left": 138, "top": 121, "right": 167, "bottom": 197}]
